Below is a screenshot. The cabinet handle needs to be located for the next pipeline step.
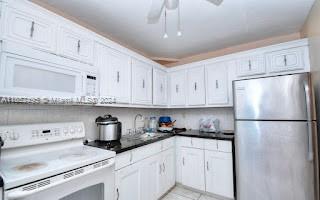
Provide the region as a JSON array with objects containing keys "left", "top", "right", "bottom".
[
  {"left": 215, "top": 80, "right": 219, "bottom": 89},
  {"left": 284, "top": 55, "right": 288, "bottom": 66},
  {"left": 160, "top": 84, "right": 163, "bottom": 92},
  {"left": 116, "top": 188, "right": 119, "bottom": 200},
  {"left": 130, "top": 153, "right": 133, "bottom": 162},
  {"left": 191, "top": 138, "right": 193, "bottom": 146},
  {"left": 163, "top": 163, "right": 165, "bottom": 172},
  {"left": 117, "top": 71, "right": 120, "bottom": 83},
  {"left": 176, "top": 85, "right": 179, "bottom": 93},
  {"left": 77, "top": 40, "right": 81, "bottom": 53},
  {"left": 142, "top": 79, "right": 145, "bottom": 88},
  {"left": 182, "top": 157, "right": 185, "bottom": 166},
  {"left": 248, "top": 60, "right": 252, "bottom": 71},
  {"left": 206, "top": 161, "right": 209, "bottom": 171},
  {"left": 159, "top": 164, "right": 162, "bottom": 174},
  {"left": 194, "top": 82, "right": 197, "bottom": 91},
  {"left": 30, "top": 21, "right": 35, "bottom": 38}
]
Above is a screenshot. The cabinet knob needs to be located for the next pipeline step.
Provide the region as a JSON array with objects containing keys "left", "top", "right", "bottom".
[
  {"left": 284, "top": 55, "right": 288, "bottom": 66},
  {"left": 30, "top": 21, "right": 35, "bottom": 38},
  {"left": 77, "top": 40, "right": 81, "bottom": 53},
  {"left": 116, "top": 188, "right": 119, "bottom": 200}
]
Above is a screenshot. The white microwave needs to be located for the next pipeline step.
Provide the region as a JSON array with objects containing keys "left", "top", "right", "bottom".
[{"left": 0, "top": 52, "right": 98, "bottom": 98}]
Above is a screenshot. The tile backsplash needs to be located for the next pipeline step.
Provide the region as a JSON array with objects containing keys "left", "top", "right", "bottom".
[
  {"left": 0, "top": 105, "right": 234, "bottom": 140},
  {"left": 165, "top": 107, "right": 234, "bottom": 131}
]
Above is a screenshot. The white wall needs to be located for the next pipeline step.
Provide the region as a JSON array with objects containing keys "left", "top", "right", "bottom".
[{"left": 0, "top": 105, "right": 234, "bottom": 140}]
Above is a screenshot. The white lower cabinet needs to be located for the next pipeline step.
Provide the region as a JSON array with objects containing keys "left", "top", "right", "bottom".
[
  {"left": 115, "top": 139, "right": 175, "bottom": 200},
  {"left": 176, "top": 136, "right": 234, "bottom": 199},
  {"left": 205, "top": 150, "right": 234, "bottom": 199},
  {"left": 115, "top": 162, "right": 142, "bottom": 200},
  {"left": 180, "top": 147, "right": 205, "bottom": 191},
  {"left": 158, "top": 148, "right": 175, "bottom": 197},
  {"left": 141, "top": 155, "right": 161, "bottom": 200}
]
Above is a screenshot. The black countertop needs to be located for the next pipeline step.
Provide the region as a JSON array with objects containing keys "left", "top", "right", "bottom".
[{"left": 87, "top": 130, "right": 234, "bottom": 154}]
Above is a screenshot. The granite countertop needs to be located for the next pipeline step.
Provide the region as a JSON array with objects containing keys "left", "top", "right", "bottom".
[
  {"left": 87, "top": 130, "right": 234, "bottom": 154},
  {"left": 176, "top": 130, "right": 234, "bottom": 141}
]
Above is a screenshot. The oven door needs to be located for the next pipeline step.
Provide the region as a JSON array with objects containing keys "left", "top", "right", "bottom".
[
  {"left": 0, "top": 53, "right": 84, "bottom": 98},
  {"left": 4, "top": 161, "right": 115, "bottom": 200}
]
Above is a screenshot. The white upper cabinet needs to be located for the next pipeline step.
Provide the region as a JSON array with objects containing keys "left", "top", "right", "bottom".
[
  {"left": 169, "top": 70, "right": 187, "bottom": 106},
  {"left": 2, "top": 5, "right": 57, "bottom": 52},
  {"left": 206, "top": 62, "right": 229, "bottom": 105},
  {"left": 266, "top": 46, "right": 308, "bottom": 73},
  {"left": 153, "top": 68, "right": 167, "bottom": 106},
  {"left": 131, "top": 59, "right": 152, "bottom": 105},
  {"left": 58, "top": 25, "right": 94, "bottom": 64},
  {"left": 205, "top": 150, "right": 234, "bottom": 199},
  {"left": 236, "top": 54, "right": 265, "bottom": 77},
  {"left": 187, "top": 66, "right": 206, "bottom": 106},
  {"left": 95, "top": 44, "right": 131, "bottom": 103}
]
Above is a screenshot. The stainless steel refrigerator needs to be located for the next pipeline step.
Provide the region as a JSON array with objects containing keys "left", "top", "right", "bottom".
[{"left": 233, "top": 73, "right": 319, "bottom": 200}]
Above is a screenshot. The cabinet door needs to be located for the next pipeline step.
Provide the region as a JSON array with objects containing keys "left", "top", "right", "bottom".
[
  {"left": 237, "top": 55, "right": 265, "bottom": 77},
  {"left": 132, "top": 59, "right": 152, "bottom": 105},
  {"left": 115, "top": 163, "right": 142, "bottom": 200},
  {"left": 181, "top": 147, "right": 205, "bottom": 191},
  {"left": 187, "top": 66, "right": 206, "bottom": 105},
  {"left": 58, "top": 26, "right": 94, "bottom": 64},
  {"left": 169, "top": 70, "right": 186, "bottom": 106},
  {"left": 206, "top": 62, "right": 229, "bottom": 105},
  {"left": 153, "top": 68, "right": 167, "bottom": 106},
  {"left": 140, "top": 155, "right": 161, "bottom": 200},
  {"left": 159, "top": 148, "right": 175, "bottom": 196},
  {"left": 4, "top": 6, "right": 57, "bottom": 52},
  {"left": 205, "top": 150, "right": 234, "bottom": 198},
  {"left": 97, "top": 44, "right": 131, "bottom": 103},
  {"left": 266, "top": 47, "right": 306, "bottom": 73}
]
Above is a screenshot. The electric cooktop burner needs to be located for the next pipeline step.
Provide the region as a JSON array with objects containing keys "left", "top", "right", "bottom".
[{"left": 13, "top": 162, "right": 48, "bottom": 172}]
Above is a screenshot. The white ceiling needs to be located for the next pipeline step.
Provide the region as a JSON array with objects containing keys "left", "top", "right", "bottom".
[{"left": 36, "top": 0, "right": 314, "bottom": 59}]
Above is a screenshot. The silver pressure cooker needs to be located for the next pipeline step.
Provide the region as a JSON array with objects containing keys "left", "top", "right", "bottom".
[{"left": 95, "top": 114, "right": 122, "bottom": 141}]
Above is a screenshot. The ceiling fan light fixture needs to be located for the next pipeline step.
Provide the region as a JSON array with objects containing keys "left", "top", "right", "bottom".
[
  {"left": 177, "top": 31, "right": 182, "bottom": 37},
  {"left": 163, "top": 33, "right": 169, "bottom": 39}
]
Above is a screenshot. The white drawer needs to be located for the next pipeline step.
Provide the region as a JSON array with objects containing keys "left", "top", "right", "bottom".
[
  {"left": 115, "top": 151, "right": 132, "bottom": 170},
  {"left": 204, "top": 139, "right": 218, "bottom": 151},
  {"left": 218, "top": 140, "right": 233, "bottom": 153},
  {"left": 176, "top": 136, "right": 204, "bottom": 149},
  {"left": 132, "top": 142, "right": 162, "bottom": 163},
  {"left": 162, "top": 137, "right": 175, "bottom": 150}
]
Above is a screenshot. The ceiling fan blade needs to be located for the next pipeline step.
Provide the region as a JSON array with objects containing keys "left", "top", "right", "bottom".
[
  {"left": 147, "top": 0, "right": 165, "bottom": 24},
  {"left": 206, "top": 0, "right": 223, "bottom": 6}
]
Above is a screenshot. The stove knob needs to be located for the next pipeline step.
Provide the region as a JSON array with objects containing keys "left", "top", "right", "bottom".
[
  {"left": 63, "top": 128, "right": 68, "bottom": 135},
  {"left": 9, "top": 131, "right": 19, "bottom": 140},
  {"left": 77, "top": 127, "right": 83, "bottom": 133}
]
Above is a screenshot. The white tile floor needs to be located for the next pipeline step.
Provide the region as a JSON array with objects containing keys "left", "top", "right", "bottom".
[{"left": 161, "top": 185, "right": 220, "bottom": 200}]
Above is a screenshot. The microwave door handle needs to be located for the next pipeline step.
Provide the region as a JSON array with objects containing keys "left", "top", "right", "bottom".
[{"left": 6, "top": 159, "right": 115, "bottom": 199}]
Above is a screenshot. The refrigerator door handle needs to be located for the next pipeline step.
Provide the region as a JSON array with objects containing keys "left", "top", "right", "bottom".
[
  {"left": 307, "top": 122, "right": 314, "bottom": 162},
  {"left": 303, "top": 79, "right": 312, "bottom": 121}
]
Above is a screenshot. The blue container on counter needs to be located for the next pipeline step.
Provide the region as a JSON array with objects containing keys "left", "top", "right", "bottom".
[{"left": 159, "top": 116, "right": 172, "bottom": 123}]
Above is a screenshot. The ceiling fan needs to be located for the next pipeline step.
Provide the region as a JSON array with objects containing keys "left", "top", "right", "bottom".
[{"left": 147, "top": 0, "right": 224, "bottom": 24}]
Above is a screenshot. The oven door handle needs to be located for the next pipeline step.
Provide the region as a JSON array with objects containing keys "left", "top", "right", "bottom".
[{"left": 6, "top": 159, "right": 115, "bottom": 200}]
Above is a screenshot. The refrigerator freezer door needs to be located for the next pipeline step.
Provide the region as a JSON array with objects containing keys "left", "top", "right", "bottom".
[
  {"left": 235, "top": 120, "right": 315, "bottom": 200},
  {"left": 233, "top": 73, "right": 314, "bottom": 120}
]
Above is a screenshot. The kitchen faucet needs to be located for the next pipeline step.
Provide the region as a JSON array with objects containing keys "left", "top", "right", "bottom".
[{"left": 134, "top": 114, "right": 144, "bottom": 134}]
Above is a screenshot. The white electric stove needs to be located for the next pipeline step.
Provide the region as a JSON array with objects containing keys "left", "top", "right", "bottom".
[{"left": 0, "top": 122, "right": 115, "bottom": 200}]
